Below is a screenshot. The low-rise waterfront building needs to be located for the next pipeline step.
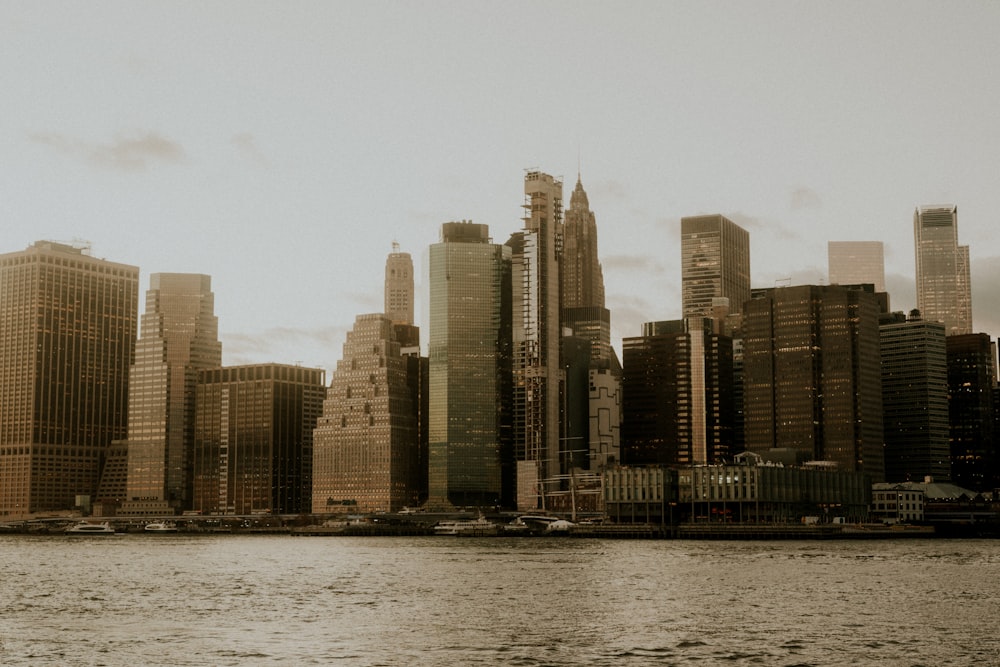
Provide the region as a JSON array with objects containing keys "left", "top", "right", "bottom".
[{"left": 871, "top": 484, "right": 925, "bottom": 523}]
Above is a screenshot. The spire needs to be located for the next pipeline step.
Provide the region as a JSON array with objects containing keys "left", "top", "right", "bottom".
[{"left": 570, "top": 174, "right": 589, "bottom": 211}]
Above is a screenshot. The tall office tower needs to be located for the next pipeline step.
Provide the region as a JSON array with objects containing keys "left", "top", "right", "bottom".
[
  {"left": 622, "top": 318, "right": 734, "bottom": 467},
  {"left": 743, "top": 284, "right": 884, "bottom": 479},
  {"left": 311, "top": 314, "right": 420, "bottom": 514},
  {"left": 384, "top": 242, "right": 414, "bottom": 326},
  {"left": 193, "top": 364, "right": 325, "bottom": 515},
  {"left": 914, "top": 206, "right": 972, "bottom": 336},
  {"left": 560, "top": 175, "right": 621, "bottom": 473},
  {"left": 828, "top": 241, "right": 886, "bottom": 293},
  {"left": 880, "top": 311, "right": 949, "bottom": 483},
  {"left": 122, "top": 274, "right": 221, "bottom": 516},
  {"left": 0, "top": 241, "right": 138, "bottom": 516},
  {"left": 681, "top": 214, "right": 751, "bottom": 329},
  {"left": 947, "top": 333, "right": 996, "bottom": 492},
  {"left": 508, "top": 171, "right": 563, "bottom": 510},
  {"left": 428, "top": 222, "right": 513, "bottom": 508}
]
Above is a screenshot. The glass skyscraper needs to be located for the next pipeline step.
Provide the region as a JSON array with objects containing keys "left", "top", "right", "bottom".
[
  {"left": 914, "top": 206, "right": 972, "bottom": 336},
  {"left": 428, "top": 222, "right": 512, "bottom": 508},
  {"left": 681, "top": 214, "right": 751, "bottom": 323},
  {"left": 828, "top": 241, "right": 885, "bottom": 293}
]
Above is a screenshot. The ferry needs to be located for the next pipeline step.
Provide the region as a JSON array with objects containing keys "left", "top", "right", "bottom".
[
  {"left": 143, "top": 521, "right": 179, "bottom": 533},
  {"left": 65, "top": 521, "right": 116, "bottom": 535},
  {"left": 434, "top": 515, "right": 500, "bottom": 536}
]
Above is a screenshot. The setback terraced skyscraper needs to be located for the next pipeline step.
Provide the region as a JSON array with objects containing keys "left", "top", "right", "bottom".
[
  {"left": 122, "top": 273, "right": 222, "bottom": 516},
  {"left": 0, "top": 241, "right": 138, "bottom": 516},
  {"left": 914, "top": 206, "right": 971, "bottom": 336}
]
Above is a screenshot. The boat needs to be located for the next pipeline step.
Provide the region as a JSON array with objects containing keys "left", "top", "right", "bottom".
[
  {"left": 64, "top": 521, "right": 116, "bottom": 535},
  {"left": 143, "top": 521, "right": 179, "bottom": 533},
  {"left": 434, "top": 515, "right": 500, "bottom": 536}
]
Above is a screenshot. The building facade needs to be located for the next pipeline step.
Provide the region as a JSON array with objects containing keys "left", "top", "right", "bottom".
[
  {"left": 123, "top": 273, "right": 222, "bottom": 515},
  {"left": 880, "top": 312, "right": 949, "bottom": 484},
  {"left": 914, "top": 206, "right": 972, "bottom": 336},
  {"left": 947, "top": 333, "right": 997, "bottom": 492},
  {"left": 743, "top": 284, "right": 884, "bottom": 479},
  {"left": 681, "top": 214, "right": 750, "bottom": 326},
  {"left": 828, "top": 241, "right": 886, "bottom": 293},
  {"left": 508, "top": 171, "right": 564, "bottom": 510},
  {"left": 428, "top": 222, "right": 513, "bottom": 508},
  {"left": 622, "top": 318, "right": 734, "bottom": 468},
  {"left": 384, "top": 242, "right": 414, "bottom": 326},
  {"left": 193, "top": 364, "right": 325, "bottom": 515},
  {"left": 0, "top": 241, "right": 138, "bottom": 516}
]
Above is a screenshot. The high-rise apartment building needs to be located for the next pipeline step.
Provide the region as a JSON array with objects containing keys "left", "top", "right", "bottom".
[
  {"left": 623, "top": 318, "right": 734, "bottom": 467},
  {"left": 193, "top": 364, "right": 325, "bottom": 515},
  {"left": 914, "top": 206, "right": 972, "bottom": 336},
  {"left": 508, "top": 171, "right": 563, "bottom": 510},
  {"left": 681, "top": 214, "right": 751, "bottom": 327},
  {"left": 384, "top": 242, "right": 414, "bottom": 326},
  {"left": 0, "top": 241, "right": 138, "bottom": 516},
  {"left": 743, "top": 284, "right": 884, "bottom": 479},
  {"left": 947, "top": 333, "right": 997, "bottom": 492},
  {"left": 311, "top": 314, "right": 421, "bottom": 514},
  {"left": 828, "top": 241, "right": 885, "bottom": 293},
  {"left": 428, "top": 222, "right": 512, "bottom": 508},
  {"left": 122, "top": 274, "right": 221, "bottom": 516},
  {"left": 880, "top": 311, "right": 949, "bottom": 483}
]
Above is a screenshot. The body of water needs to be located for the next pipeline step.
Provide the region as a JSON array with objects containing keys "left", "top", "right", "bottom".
[{"left": 1, "top": 535, "right": 998, "bottom": 666}]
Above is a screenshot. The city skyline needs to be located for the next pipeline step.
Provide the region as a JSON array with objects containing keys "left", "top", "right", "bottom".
[{"left": 4, "top": 4, "right": 1000, "bottom": 374}]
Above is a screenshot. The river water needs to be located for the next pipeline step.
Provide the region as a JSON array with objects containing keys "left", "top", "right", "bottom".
[{"left": 1, "top": 535, "right": 998, "bottom": 666}]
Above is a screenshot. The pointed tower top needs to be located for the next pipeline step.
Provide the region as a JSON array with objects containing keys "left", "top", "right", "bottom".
[{"left": 569, "top": 174, "right": 589, "bottom": 211}]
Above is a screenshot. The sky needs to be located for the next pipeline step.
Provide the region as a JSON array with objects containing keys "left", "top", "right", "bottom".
[{"left": 4, "top": 2, "right": 999, "bottom": 374}]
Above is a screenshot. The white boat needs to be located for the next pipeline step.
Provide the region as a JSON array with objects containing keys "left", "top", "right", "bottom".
[
  {"left": 434, "top": 515, "right": 499, "bottom": 536},
  {"left": 143, "top": 521, "right": 179, "bottom": 533},
  {"left": 65, "top": 521, "right": 116, "bottom": 535}
]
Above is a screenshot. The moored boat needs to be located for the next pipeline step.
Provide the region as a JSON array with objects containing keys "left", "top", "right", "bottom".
[
  {"left": 143, "top": 521, "right": 179, "bottom": 533},
  {"left": 65, "top": 521, "right": 116, "bottom": 535},
  {"left": 434, "top": 515, "right": 500, "bottom": 536}
]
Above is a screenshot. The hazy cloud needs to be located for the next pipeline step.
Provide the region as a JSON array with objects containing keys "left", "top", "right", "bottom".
[
  {"left": 29, "top": 131, "right": 184, "bottom": 171},
  {"left": 728, "top": 211, "right": 800, "bottom": 242},
  {"left": 603, "top": 254, "right": 666, "bottom": 274},
  {"left": 231, "top": 132, "right": 269, "bottom": 166},
  {"left": 790, "top": 186, "right": 822, "bottom": 210},
  {"left": 223, "top": 325, "right": 348, "bottom": 371},
  {"left": 586, "top": 179, "right": 627, "bottom": 200}
]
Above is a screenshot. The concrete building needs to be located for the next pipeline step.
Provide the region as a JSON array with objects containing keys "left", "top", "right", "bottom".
[
  {"left": 880, "top": 311, "right": 950, "bottom": 483},
  {"left": 743, "top": 284, "right": 884, "bottom": 480},
  {"left": 681, "top": 214, "right": 750, "bottom": 331},
  {"left": 193, "top": 364, "right": 325, "bottom": 515},
  {"left": 0, "top": 241, "right": 138, "bottom": 517},
  {"left": 508, "top": 171, "right": 563, "bottom": 510},
  {"left": 947, "top": 333, "right": 997, "bottom": 492},
  {"left": 428, "top": 222, "right": 513, "bottom": 508},
  {"left": 828, "top": 241, "right": 886, "bottom": 293},
  {"left": 914, "top": 206, "right": 972, "bottom": 336},
  {"left": 384, "top": 242, "right": 414, "bottom": 326},
  {"left": 871, "top": 484, "right": 925, "bottom": 523},
  {"left": 122, "top": 274, "right": 222, "bottom": 516},
  {"left": 311, "top": 314, "right": 420, "bottom": 514},
  {"left": 623, "top": 318, "right": 734, "bottom": 467}
]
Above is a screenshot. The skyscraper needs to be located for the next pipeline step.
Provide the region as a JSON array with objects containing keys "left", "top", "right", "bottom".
[
  {"left": 880, "top": 311, "right": 949, "bottom": 483},
  {"left": 914, "top": 206, "right": 972, "bottom": 336},
  {"left": 428, "top": 222, "right": 512, "bottom": 508},
  {"left": 560, "top": 175, "right": 621, "bottom": 473},
  {"left": 743, "top": 284, "right": 884, "bottom": 479},
  {"left": 947, "top": 333, "right": 997, "bottom": 492},
  {"left": 311, "top": 314, "right": 421, "bottom": 514},
  {"left": 384, "top": 242, "right": 414, "bottom": 326},
  {"left": 0, "top": 241, "right": 138, "bottom": 516},
  {"left": 508, "top": 171, "right": 563, "bottom": 510},
  {"left": 828, "top": 241, "right": 885, "bottom": 293},
  {"left": 122, "top": 274, "right": 221, "bottom": 516},
  {"left": 622, "top": 318, "right": 734, "bottom": 467},
  {"left": 681, "top": 214, "right": 751, "bottom": 327},
  {"left": 193, "top": 364, "right": 325, "bottom": 515}
]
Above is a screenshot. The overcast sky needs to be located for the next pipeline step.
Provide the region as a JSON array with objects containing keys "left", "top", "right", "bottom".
[{"left": 4, "top": 2, "right": 999, "bottom": 373}]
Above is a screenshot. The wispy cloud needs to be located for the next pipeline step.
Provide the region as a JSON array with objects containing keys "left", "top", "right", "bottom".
[
  {"left": 223, "top": 325, "right": 348, "bottom": 370},
  {"left": 29, "top": 131, "right": 185, "bottom": 171},
  {"left": 603, "top": 254, "right": 667, "bottom": 275},
  {"left": 231, "top": 132, "right": 269, "bottom": 166},
  {"left": 790, "top": 186, "right": 822, "bottom": 210}
]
